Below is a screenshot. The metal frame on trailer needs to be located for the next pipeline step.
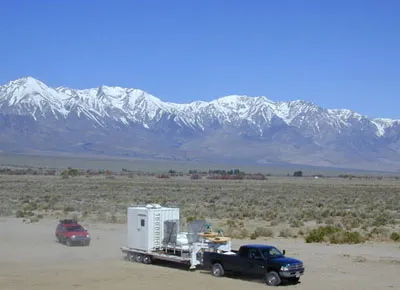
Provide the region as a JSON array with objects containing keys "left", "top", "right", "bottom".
[
  {"left": 121, "top": 239, "right": 229, "bottom": 270},
  {"left": 122, "top": 246, "right": 191, "bottom": 265}
]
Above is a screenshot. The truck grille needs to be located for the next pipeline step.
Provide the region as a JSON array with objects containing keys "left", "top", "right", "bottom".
[
  {"left": 288, "top": 263, "right": 303, "bottom": 271},
  {"left": 72, "top": 236, "right": 88, "bottom": 241}
]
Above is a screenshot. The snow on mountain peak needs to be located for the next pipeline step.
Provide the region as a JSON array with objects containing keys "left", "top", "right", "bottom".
[
  {"left": 213, "top": 94, "right": 274, "bottom": 105},
  {"left": 0, "top": 77, "right": 398, "bottom": 138},
  {"left": 371, "top": 118, "right": 400, "bottom": 136},
  {"left": 0, "top": 77, "right": 69, "bottom": 119},
  {"left": 328, "top": 108, "right": 363, "bottom": 120},
  {"left": 214, "top": 94, "right": 248, "bottom": 103}
]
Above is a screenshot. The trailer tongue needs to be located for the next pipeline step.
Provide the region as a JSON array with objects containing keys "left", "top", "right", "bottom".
[{"left": 120, "top": 204, "right": 232, "bottom": 270}]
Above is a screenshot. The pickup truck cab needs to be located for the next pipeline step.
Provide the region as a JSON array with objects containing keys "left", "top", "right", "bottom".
[{"left": 202, "top": 244, "right": 305, "bottom": 286}]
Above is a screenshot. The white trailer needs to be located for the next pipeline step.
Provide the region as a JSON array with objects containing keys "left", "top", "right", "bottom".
[{"left": 120, "top": 204, "right": 232, "bottom": 270}]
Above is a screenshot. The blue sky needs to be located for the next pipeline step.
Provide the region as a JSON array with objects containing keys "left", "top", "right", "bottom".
[{"left": 1, "top": 0, "right": 399, "bottom": 118}]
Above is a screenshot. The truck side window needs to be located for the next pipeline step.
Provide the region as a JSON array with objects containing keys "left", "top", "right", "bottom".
[
  {"left": 249, "top": 248, "right": 262, "bottom": 259},
  {"left": 141, "top": 219, "right": 145, "bottom": 227}
]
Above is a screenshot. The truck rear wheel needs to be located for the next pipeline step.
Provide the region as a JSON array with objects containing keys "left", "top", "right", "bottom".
[
  {"left": 211, "top": 263, "right": 224, "bottom": 277},
  {"left": 265, "top": 271, "right": 281, "bottom": 286}
]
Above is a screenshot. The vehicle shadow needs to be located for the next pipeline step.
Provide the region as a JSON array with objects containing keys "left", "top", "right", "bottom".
[
  {"left": 122, "top": 256, "right": 194, "bottom": 272},
  {"left": 149, "top": 259, "right": 194, "bottom": 271},
  {"left": 121, "top": 256, "right": 302, "bottom": 286},
  {"left": 197, "top": 269, "right": 301, "bottom": 287}
]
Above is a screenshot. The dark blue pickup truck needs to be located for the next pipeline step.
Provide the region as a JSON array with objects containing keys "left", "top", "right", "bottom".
[{"left": 202, "top": 244, "right": 305, "bottom": 286}]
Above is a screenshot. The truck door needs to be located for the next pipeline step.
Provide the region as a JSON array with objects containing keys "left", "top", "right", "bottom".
[
  {"left": 236, "top": 247, "right": 262, "bottom": 274},
  {"left": 245, "top": 248, "right": 267, "bottom": 276}
]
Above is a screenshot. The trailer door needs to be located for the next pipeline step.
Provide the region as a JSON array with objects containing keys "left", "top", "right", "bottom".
[{"left": 137, "top": 213, "right": 148, "bottom": 250}]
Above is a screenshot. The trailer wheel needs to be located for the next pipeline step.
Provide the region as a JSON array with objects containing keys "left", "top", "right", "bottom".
[
  {"left": 135, "top": 254, "right": 143, "bottom": 263},
  {"left": 142, "top": 255, "right": 152, "bottom": 264},
  {"left": 211, "top": 263, "right": 224, "bottom": 277}
]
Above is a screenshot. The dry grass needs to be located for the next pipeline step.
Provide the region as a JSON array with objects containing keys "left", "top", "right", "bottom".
[{"left": 0, "top": 173, "right": 399, "bottom": 242}]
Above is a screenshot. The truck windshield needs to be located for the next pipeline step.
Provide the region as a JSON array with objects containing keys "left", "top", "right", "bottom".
[
  {"left": 66, "top": 226, "right": 84, "bottom": 232},
  {"left": 261, "top": 247, "right": 283, "bottom": 258}
]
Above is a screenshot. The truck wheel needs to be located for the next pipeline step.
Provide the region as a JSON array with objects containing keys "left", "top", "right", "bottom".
[
  {"left": 265, "top": 271, "right": 281, "bottom": 286},
  {"left": 142, "top": 255, "right": 152, "bottom": 264},
  {"left": 66, "top": 239, "right": 72, "bottom": 247},
  {"left": 211, "top": 263, "right": 225, "bottom": 277}
]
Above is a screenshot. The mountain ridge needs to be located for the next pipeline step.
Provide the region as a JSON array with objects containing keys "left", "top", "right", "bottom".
[
  {"left": 2, "top": 76, "right": 399, "bottom": 127},
  {"left": 1, "top": 76, "right": 399, "bottom": 172}
]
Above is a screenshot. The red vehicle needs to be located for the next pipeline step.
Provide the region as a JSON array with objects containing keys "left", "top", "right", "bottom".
[{"left": 55, "top": 219, "right": 91, "bottom": 246}]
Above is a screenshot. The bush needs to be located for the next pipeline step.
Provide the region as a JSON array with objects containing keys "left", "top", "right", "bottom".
[
  {"left": 63, "top": 205, "right": 75, "bottom": 213},
  {"left": 341, "top": 231, "right": 364, "bottom": 244},
  {"left": 293, "top": 171, "right": 303, "bottom": 177},
  {"left": 60, "top": 168, "right": 80, "bottom": 178},
  {"left": 16, "top": 210, "right": 25, "bottom": 218},
  {"left": 368, "top": 227, "right": 391, "bottom": 239},
  {"left": 390, "top": 232, "right": 400, "bottom": 242},
  {"left": 29, "top": 216, "right": 40, "bottom": 223},
  {"left": 16, "top": 209, "right": 35, "bottom": 218},
  {"left": 251, "top": 227, "right": 274, "bottom": 239},
  {"left": 290, "top": 219, "right": 305, "bottom": 228},
  {"left": 305, "top": 226, "right": 365, "bottom": 244},
  {"left": 225, "top": 227, "right": 249, "bottom": 239},
  {"left": 279, "top": 228, "right": 293, "bottom": 238},
  {"left": 305, "top": 226, "right": 341, "bottom": 243}
]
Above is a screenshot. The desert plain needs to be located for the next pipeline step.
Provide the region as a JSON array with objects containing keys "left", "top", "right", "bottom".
[{"left": 0, "top": 168, "right": 399, "bottom": 289}]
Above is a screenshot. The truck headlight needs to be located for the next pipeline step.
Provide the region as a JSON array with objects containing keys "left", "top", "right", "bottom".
[
  {"left": 280, "top": 264, "right": 290, "bottom": 271},
  {"left": 86, "top": 234, "right": 90, "bottom": 238},
  {"left": 71, "top": 235, "right": 76, "bottom": 239}
]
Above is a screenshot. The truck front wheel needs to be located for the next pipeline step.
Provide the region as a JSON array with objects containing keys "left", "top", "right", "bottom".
[
  {"left": 265, "top": 271, "right": 281, "bottom": 286},
  {"left": 211, "top": 263, "right": 225, "bottom": 277}
]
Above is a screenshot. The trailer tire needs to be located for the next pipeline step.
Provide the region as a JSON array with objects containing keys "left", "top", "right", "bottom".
[
  {"left": 211, "top": 263, "right": 224, "bottom": 277},
  {"left": 135, "top": 254, "right": 143, "bottom": 263},
  {"left": 142, "top": 255, "right": 152, "bottom": 264}
]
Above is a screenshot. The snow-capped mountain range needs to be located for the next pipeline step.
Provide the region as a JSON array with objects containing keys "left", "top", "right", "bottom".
[{"left": 1, "top": 76, "right": 400, "bottom": 172}]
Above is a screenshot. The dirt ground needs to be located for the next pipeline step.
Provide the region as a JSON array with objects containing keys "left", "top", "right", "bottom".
[{"left": 0, "top": 218, "right": 399, "bottom": 290}]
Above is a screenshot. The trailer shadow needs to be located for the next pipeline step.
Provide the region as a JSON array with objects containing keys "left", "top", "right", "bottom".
[
  {"left": 127, "top": 258, "right": 194, "bottom": 272},
  {"left": 197, "top": 269, "right": 301, "bottom": 287},
  {"left": 153, "top": 259, "right": 194, "bottom": 271}
]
